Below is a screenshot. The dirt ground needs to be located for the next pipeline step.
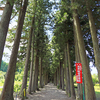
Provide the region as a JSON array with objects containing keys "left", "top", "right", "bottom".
[{"left": 22, "top": 83, "right": 76, "bottom": 100}]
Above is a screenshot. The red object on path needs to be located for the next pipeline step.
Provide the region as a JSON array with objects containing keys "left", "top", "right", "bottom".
[{"left": 76, "top": 63, "right": 82, "bottom": 83}]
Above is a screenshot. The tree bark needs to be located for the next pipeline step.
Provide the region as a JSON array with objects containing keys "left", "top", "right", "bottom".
[
  {"left": 74, "top": 21, "right": 83, "bottom": 100},
  {"left": 32, "top": 49, "right": 39, "bottom": 92},
  {"left": 40, "top": 57, "right": 43, "bottom": 88},
  {"left": 46, "top": 73, "right": 48, "bottom": 84},
  {"left": 0, "top": 0, "right": 28, "bottom": 100},
  {"left": 57, "top": 67, "right": 60, "bottom": 86},
  {"left": 31, "top": 68, "right": 35, "bottom": 92},
  {"left": 86, "top": 0, "right": 100, "bottom": 84},
  {"left": 20, "top": 15, "right": 34, "bottom": 99},
  {"left": 64, "top": 46, "right": 70, "bottom": 96},
  {"left": 54, "top": 71, "right": 57, "bottom": 86},
  {"left": 44, "top": 69, "right": 48, "bottom": 85},
  {"left": 40, "top": 63, "right": 44, "bottom": 87},
  {"left": 55, "top": 71, "right": 57, "bottom": 86},
  {"left": 67, "top": 41, "right": 76, "bottom": 99},
  {"left": 28, "top": 30, "right": 34, "bottom": 94},
  {"left": 44, "top": 70, "right": 46, "bottom": 85},
  {"left": 59, "top": 61, "right": 62, "bottom": 89},
  {"left": 71, "top": 0, "right": 96, "bottom": 99},
  {"left": 41, "top": 66, "right": 44, "bottom": 87},
  {"left": 35, "top": 57, "right": 39, "bottom": 90},
  {"left": 31, "top": 62, "right": 36, "bottom": 92},
  {"left": 67, "top": 65, "right": 71, "bottom": 97},
  {"left": 64, "top": 31, "right": 71, "bottom": 97},
  {"left": 0, "top": 0, "right": 14, "bottom": 67},
  {"left": 62, "top": 65, "right": 64, "bottom": 90},
  {"left": 54, "top": 73, "right": 56, "bottom": 85}
]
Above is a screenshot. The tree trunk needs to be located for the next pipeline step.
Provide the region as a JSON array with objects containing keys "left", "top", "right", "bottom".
[
  {"left": 28, "top": 30, "right": 34, "bottom": 94},
  {"left": 54, "top": 71, "right": 57, "bottom": 86},
  {"left": 67, "top": 41, "right": 76, "bottom": 99},
  {"left": 20, "top": 16, "right": 34, "bottom": 99},
  {"left": 45, "top": 71, "right": 48, "bottom": 85},
  {"left": 31, "top": 63, "right": 35, "bottom": 92},
  {"left": 40, "top": 57, "right": 43, "bottom": 88},
  {"left": 86, "top": 0, "right": 100, "bottom": 84},
  {"left": 41, "top": 66, "right": 44, "bottom": 87},
  {"left": 54, "top": 73, "right": 56, "bottom": 85},
  {"left": 40, "top": 63, "right": 44, "bottom": 87},
  {"left": 74, "top": 21, "right": 83, "bottom": 100},
  {"left": 35, "top": 57, "right": 39, "bottom": 90},
  {"left": 59, "top": 61, "right": 62, "bottom": 89},
  {"left": 75, "top": 44, "right": 83, "bottom": 100},
  {"left": 0, "top": 0, "right": 28, "bottom": 100},
  {"left": 64, "top": 31, "right": 71, "bottom": 97},
  {"left": 44, "top": 69, "right": 48, "bottom": 85},
  {"left": 64, "top": 55, "right": 71, "bottom": 97},
  {"left": 71, "top": 0, "right": 96, "bottom": 99},
  {"left": 67, "top": 65, "right": 71, "bottom": 97},
  {"left": 64, "top": 46, "right": 70, "bottom": 96},
  {"left": 0, "top": 0, "right": 14, "bottom": 66},
  {"left": 46, "top": 73, "right": 48, "bottom": 84},
  {"left": 44, "top": 70, "right": 46, "bottom": 85},
  {"left": 57, "top": 67, "right": 60, "bottom": 86},
  {"left": 32, "top": 49, "right": 39, "bottom": 92},
  {"left": 55, "top": 71, "right": 57, "bottom": 86},
  {"left": 62, "top": 65, "right": 64, "bottom": 90}
]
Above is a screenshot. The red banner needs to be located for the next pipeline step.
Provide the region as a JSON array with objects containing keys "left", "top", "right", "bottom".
[{"left": 76, "top": 63, "right": 82, "bottom": 83}]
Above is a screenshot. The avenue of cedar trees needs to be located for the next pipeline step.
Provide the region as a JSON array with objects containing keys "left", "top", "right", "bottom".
[{"left": 0, "top": 0, "right": 100, "bottom": 100}]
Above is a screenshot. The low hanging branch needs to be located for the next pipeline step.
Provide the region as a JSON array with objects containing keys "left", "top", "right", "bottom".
[
  {"left": 10, "top": 11, "right": 19, "bottom": 20},
  {"left": 0, "top": 6, "right": 18, "bottom": 21}
]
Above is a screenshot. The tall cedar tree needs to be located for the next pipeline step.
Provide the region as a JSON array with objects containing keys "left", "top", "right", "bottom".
[
  {"left": 71, "top": 0, "right": 96, "bottom": 100},
  {"left": 0, "top": 0, "right": 28, "bottom": 100},
  {"left": 20, "top": 17, "right": 34, "bottom": 99},
  {"left": 85, "top": 0, "right": 100, "bottom": 84},
  {"left": 0, "top": 0, "right": 14, "bottom": 67}
]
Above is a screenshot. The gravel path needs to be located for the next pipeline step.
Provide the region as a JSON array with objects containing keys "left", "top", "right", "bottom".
[{"left": 24, "top": 83, "right": 76, "bottom": 100}]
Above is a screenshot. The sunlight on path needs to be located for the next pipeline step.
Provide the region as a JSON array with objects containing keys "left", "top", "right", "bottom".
[{"left": 25, "top": 83, "right": 75, "bottom": 100}]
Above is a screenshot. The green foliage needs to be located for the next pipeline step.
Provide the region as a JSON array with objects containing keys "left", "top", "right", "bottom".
[
  {"left": 15, "top": 71, "right": 24, "bottom": 81},
  {"left": 92, "top": 74, "right": 99, "bottom": 85},
  {"left": 0, "top": 71, "right": 6, "bottom": 92},
  {"left": 94, "top": 84, "right": 100, "bottom": 93},
  {"left": 0, "top": 70, "right": 28, "bottom": 93},
  {"left": 57, "top": 84, "right": 60, "bottom": 89},
  {"left": 9, "top": 0, "right": 14, "bottom": 6},
  {"left": 94, "top": 84, "right": 100, "bottom": 100},
  {"left": 14, "top": 71, "right": 29, "bottom": 92},
  {"left": 0, "top": 71, "right": 5, "bottom": 82},
  {"left": 0, "top": 0, "right": 6, "bottom": 6},
  {"left": 71, "top": 2, "right": 80, "bottom": 10},
  {"left": 14, "top": 82, "right": 22, "bottom": 92},
  {"left": 0, "top": 61, "right": 8, "bottom": 72}
]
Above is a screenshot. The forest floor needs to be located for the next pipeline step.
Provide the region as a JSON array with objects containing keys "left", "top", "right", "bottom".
[{"left": 15, "top": 83, "right": 76, "bottom": 100}]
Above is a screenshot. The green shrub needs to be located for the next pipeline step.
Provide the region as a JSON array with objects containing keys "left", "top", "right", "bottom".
[
  {"left": 57, "top": 84, "right": 60, "bottom": 89},
  {"left": 15, "top": 72, "right": 23, "bottom": 81},
  {"left": 14, "top": 83, "right": 22, "bottom": 92},
  {"left": 92, "top": 74, "right": 99, "bottom": 85}
]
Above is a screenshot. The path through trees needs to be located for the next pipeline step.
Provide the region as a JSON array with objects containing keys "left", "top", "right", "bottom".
[
  {"left": 0, "top": 0, "right": 100, "bottom": 100},
  {"left": 21, "top": 83, "right": 75, "bottom": 100}
]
